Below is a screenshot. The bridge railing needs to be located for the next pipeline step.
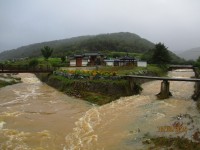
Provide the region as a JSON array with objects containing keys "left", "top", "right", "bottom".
[
  {"left": 0, "top": 64, "right": 57, "bottom": 72},
  {"left": 168, "top": 65, "right": 194, "bottom": 71}
]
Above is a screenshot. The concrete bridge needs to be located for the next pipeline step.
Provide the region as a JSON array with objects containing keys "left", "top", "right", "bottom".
[
  {"left": 168, "top": 65, "right": 194, "bottom": 71},
  {"left": 0, "top": 70, "right": 54, "bottom": 73},
  {"left": 0, "top": 65, "right": 55, "bottom": 74},
  {"left": 125, "top": 75, "right": 200, "bottom": 99}
]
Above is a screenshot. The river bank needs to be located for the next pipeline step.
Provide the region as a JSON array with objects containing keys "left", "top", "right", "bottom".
[
  {"left": 0, "top": 74, "right": 21, "bottom": 88},
  {"left": 36, "top": 65, "right": 166, "bottom": 105},
  {"left": 36, "top": 73, "right": 140, "bottom": 105}
]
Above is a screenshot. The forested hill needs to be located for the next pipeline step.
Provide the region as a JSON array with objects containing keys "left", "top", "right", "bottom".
[
  {"left": 178, "top": 47, "right": 200, "bottom": 60},
  {"left": 0, "top": 32, "right": 154, "bottom": 60}
]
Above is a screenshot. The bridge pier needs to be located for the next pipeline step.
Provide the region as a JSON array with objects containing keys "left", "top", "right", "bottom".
[
  {"left": 157, "top": 80, "right": 172, "bottom": 99},
  {"left": 192, "top": 82, "right": 200, "bottom": 101},
  {"left": 127, "top": 77, "right": 142, "bottom": 94},
  {"left": 125, "top": 74, "right": 200, "bottom": 100},
  {"left": 192, "top": 67, "right": 200, "bottom": 101}
]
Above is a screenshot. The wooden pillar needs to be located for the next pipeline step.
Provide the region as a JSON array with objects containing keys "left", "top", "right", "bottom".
[{"left": 157, "top": 80, "right": 172, "bottom": 99}]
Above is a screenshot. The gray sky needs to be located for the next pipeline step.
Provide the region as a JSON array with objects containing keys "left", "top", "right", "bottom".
[{"left": 0, "top": 0, "right": 200, "bottom": 53}]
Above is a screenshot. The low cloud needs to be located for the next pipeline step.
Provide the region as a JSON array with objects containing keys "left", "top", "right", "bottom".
[{"left": 0, "top": 0, "right": 199, "bottom": 52}]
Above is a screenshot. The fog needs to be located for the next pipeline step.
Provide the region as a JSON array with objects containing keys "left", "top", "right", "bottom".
[{"left": 0, "top": 0, "right": 200, "bottom": 52}]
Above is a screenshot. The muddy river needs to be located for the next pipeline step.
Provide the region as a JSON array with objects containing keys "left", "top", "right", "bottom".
[{"left": 0, "top": 69, "right": 199, "bottom": 150}]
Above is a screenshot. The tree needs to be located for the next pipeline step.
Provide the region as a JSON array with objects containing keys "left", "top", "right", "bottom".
[
  {"left": 152, "top": 43, "right": 171, "bottom": 65},
  {"left": 61, "top": 56, "right": 66, "bottom": 63},
  {"left": 41, "top": 46, "right": 53, "bottom": 61},
  {"left": 194, "top": 56, "right": 200, "bottom": 67},
  {"left": 29, "top": 59, "right": 39, "bottom": 68},
  {"left": 197, "top": 56, "right": 200, "bottom": 62}
]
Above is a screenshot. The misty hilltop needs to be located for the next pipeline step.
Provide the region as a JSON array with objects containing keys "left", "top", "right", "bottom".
[
  {"left": 178, "top": 47, "right": 200, "bottom": 60},
  {"left": 0, "top": 32, "right": 154, "bottom": 60}
]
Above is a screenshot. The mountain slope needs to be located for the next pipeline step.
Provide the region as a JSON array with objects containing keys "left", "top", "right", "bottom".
[
  {"left": 0, "top": 32, "right": 154, "bottom": 60},
  {"left": 178, "top": 47, "right": 200, "bottom": 60},
  {"left": 142, "top": 48, "right": 185, "bottom": 64}
]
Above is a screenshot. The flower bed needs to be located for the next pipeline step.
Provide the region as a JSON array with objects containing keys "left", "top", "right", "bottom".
[{"left": 53, "top": 70, "right": 121, "bottom": 80}]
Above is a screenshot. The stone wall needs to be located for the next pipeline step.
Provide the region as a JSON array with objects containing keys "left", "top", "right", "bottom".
[{"left": 36, "top": 73, "right": 142, "bottom": 105}]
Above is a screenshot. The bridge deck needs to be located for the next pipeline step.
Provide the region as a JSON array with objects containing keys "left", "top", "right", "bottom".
[
  {"left": 125, "top": 75, "right": 200, "bottom": 82},
  {"left": 0, "top": 70, "right": 53, "bottom": 73},
  {"left": 169, "top": 65, "right": 193, "bottom": 68}
]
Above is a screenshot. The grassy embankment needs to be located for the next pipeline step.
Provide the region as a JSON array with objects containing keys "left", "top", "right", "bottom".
[
  {"left": 37, "top": 65, "right": 167, "bottom": 105},
  {"left": 0, "top": 75, "right": 21, "bottom": 88},
  {"left": 98, "top": 65, "right": 167, "bottom": 76},
  {"left": 2, "top": 57, "right": 67, "bottom": 68}
]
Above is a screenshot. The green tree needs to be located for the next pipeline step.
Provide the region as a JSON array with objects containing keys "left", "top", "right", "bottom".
[
  {"left": 152, "top": 43, "right": 171, "bottom": 65},
  {"left": 29, "top": 59, "right": 39, "bottom": 68},
  {"left": 61, "top": 56, "right": 66, "bottom": 63},
  {"left": 197, "top": 56, "right": 200, "bottom": 62},
  {"left": 194, "top": 56, "right": 200, "bottom": 67},
  {"left": 41, "top": 46, "right": 53, "bottom": 61},
  {"left": 112, "top": 53, "right": 121, "bottom": 58}
]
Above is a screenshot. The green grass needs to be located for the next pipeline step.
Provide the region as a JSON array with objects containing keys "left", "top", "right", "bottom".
[
  {"left": 3, "top": 57, "right": 68, "bottom": 69},
  {"left": 37, "top": 74, "right": 136, "bottom": 105},
  {"left": 0, "top": 80, "right": 18, "bottom": 88},
  {"left": 99, "top": 65, "right": 167, "bottom": 76},
  {"left": 38, "top": 57, "right": 62, "bottom": 64},
  {"left": 107, "top": 51, "right": 143, "bottom": 59},
  {"left": 81, "top": 91, "right": 113, "bottom": 105},
  {"left": 41, "top": 64, "right": 166, "bottom": 105}
]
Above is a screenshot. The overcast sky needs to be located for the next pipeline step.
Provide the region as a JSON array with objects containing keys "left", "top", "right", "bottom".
[{"left": 0, "top": 0, "right": 200, "bottom": 53}]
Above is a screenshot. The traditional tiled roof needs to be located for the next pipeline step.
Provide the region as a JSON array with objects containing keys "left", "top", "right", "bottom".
[
  {"left": 84, "top": 52, "right": 103, "bottom": 56},
  {"left": 69, "top": 52, "right": 104, "bottom": 59},
  {"left": 119, "top": 56, "right": 135, "bottom": 60}
]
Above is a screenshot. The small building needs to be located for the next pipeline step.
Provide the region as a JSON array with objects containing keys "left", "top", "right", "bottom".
[
  {"left": 117, "top": 56, "right": 136, "bottom": 66},
  {"left": 104, "top": 59, "right": 115, "bottom": 66},
  {"left": 69, "top": 53, "right": 104, "bottom": 67},
  {"left": 84, "top": 53, "right": 104, "bottom": 66},
  {"left": 104, "top": 56, "right": 137, "bottom": 67},
  {"left": 137, "top": 61, "right": 147, "bottom": 67},
  {"left": 69, "top": 55, "right": 89, "bottom": 67}
]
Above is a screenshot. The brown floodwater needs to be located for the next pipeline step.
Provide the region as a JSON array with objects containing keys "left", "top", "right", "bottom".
[
  {"left": 0, "top": 74, "right": 92, "bottom": 150},
  {"left": 0, "top": 70, "right": 200, "bottom": 150}
]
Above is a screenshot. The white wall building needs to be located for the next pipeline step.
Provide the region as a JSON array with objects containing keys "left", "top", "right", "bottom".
[
  {"left": 104, "top": 60, "right": 115, "bottom": 66},
  {"left": 69, "top": 60, "right": 76, "bottom": 67},
  {"left": 137, "top": 61, "right": 147, "bottom": 67}
]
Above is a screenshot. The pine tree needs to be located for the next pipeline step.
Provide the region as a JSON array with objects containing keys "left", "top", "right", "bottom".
[
  {"left": 41, "top": 46, "right": 53, "bottom": 61},
  {"left": 152, "top": 43, "right": 171, "bottom": 65}
]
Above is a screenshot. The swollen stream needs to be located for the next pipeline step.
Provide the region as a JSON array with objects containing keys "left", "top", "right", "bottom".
[{"left": 0, "top": 69, "right": 200, "bottom": 150}]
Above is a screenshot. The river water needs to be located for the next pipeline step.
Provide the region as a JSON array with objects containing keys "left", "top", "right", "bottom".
[{"left": 0, "top": 69, "right": 199, "bottom": 150}]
